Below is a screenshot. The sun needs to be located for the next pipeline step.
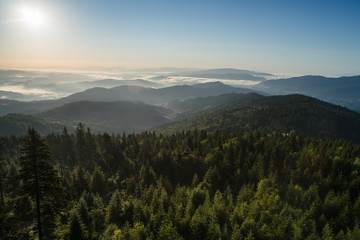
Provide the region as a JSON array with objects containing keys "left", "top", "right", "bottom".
[{"left": 19, "top": 6, "right": 46, "bottom": 28}]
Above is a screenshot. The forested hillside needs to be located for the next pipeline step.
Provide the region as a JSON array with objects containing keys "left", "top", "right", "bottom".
[
  {"left": 159, "top": 94, "right": 360, "bottom": 143},
  {"left": 166, "top": 93, "right": 257, "bottom": 113},
  {"left": 0, "top": 113, "right": 64, "bottom": 136},
  {"left": 37, "top": 101, "right": 172, "bottom": 134},
  {"left": 1, "top": 126, "right": 360, "bottom": 239}
]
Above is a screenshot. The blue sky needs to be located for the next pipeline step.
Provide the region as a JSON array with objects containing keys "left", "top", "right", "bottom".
[{"left": 0, "top": 0, "right": 359, "bottom": 75}]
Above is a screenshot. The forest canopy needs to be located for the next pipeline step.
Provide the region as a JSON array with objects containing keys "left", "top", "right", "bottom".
[{"left": 1, "top": 125, "right": 360, "bottom": 239}]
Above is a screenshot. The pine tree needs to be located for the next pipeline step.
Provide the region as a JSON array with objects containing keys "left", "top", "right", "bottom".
[
  {"left": 90, "top": 167, "right": 106, "bottom": 195},
  {"left": 321, "top": 223, "right": 333, "bottom": 240},
  {"left": 61, "top": 127, "right": 76, "bottom": 169},
  {"left": 106, "top": 190, "right": 122, "bottom": 226},
  {"left": 0, "top": 148, "right": 4, "bottom": 206},
  {"left": 71, "top": 164, "right": 90, "bottom": 197},
  {"left": 16, "top": 128, "right": 65, "bottom": 240},
  {"left": 157, "top": 220, "right": 183, "bottom": 240},
  {"left": 0, "top": 138, "right": 7, "bottom": 207},
  {"left": 85, "top": 127, "right": 97, "bottom": 170},
  {"left": 76, "top": 123, "right": 87, "bottom": 164},
  {"left": 66, "top": 211, "right": 88, "bottom": 240},
  {"left": 76, "top": 197, "right": 91, "bottom": 232}
]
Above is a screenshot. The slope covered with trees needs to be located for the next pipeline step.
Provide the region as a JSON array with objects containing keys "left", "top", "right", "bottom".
[
  {"left": 159, "top": 94, "right": 360, "bottom": 143},
  {"left": 0, "top": 114, "right": 64, "bottom": 136},
  {"left": 0, "top": 100, "right": 173, "bottom": 136},
  {"left": 37, "top": 100, "right": 172, "bottom": 134},
  {"left": 1, "top": 126, "right": 360, "bottom": 239},
  {"left": 166, "top": 93, "right": 256, "bottom": 113}
]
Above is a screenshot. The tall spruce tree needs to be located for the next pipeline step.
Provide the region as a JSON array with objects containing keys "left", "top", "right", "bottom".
[
  {"left": 0, "top": 148, "right": 4, "bottom": 206},
  {"left": 17, "top": 128, "right": 65, "bottom": 240},
  {"left": 66, "top": 211, "right": 88, "bottom": 240},
  {"left": 0, "top": 139, "right": 7, "bottom": 207}
]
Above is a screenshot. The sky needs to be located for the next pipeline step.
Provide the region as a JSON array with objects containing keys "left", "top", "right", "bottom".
[{"left": 0, "top": 0, "right": 360, "bottom": 76}]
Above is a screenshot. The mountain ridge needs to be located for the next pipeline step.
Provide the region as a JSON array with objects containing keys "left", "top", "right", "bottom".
[
  {"left": 253, "top": 75, "right": 360, "bottom": 111},
  {"left": 37, "top": 100, "right": 172, "bottom": 133},
  {"left": 1, "top": 93, "right": 360, "bottom": 142},
  {"left": 0, "top": 82, "right": 264, "bottom": 115},
  {"left": 157, "top": 93, "right": 360, "bottom": 142}
]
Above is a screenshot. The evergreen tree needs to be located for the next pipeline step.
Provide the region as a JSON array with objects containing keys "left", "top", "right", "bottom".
[
  {"left": 0, "top": 147, "right": 4, "bottom": 206},
  {"left": 60, "top": 127, "right": 76, "bottom": 169},
  {"left": 66, "top": 211, "right": 88, "bottom": 240},
  {"left": 157, "top": 221, "right": 183, "bottom": 240},
  {"left": 71, "top": 164, "right": 90, "bottom": 197},
  {"left": 139, "top": 164, "right": 156, "bottom": 187},
  {"left": 76, "top": 123, "right": 87, "bottom": 164},
  {"left": 86, "top": 127, "right": 97, "bottom": 170},
  {"left": 321, "top": 223, "right": 333, "bottom": 240},
  {"left": 90, "top": 167, "right": 106, "bottom": 195},
  {"left": 16, "top": 128, "right": 65, "bottom": 240},
  {"left": 0, "top": 203, "right": 30, "bottom": 240},
  {"left": 76, "top": 197, "right": 91, "bottom": 232},
  {"left": 106, "top": 190, "right": 122, "bottom": 226},
  {"left": 129, "top": 222, "right": 147, "bottom": 240}
]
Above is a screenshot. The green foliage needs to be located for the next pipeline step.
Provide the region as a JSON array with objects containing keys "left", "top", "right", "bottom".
[
  {"left": 129, "top": 222, "right": 147, "bottom": 240},
  {"left": 2, "top": 126, "right": 360, "bottom": 238},
  {"left": 101, "top": 224, "right": 120, "bottom": 240},
  {"left": 106, "top": 190, "right": 123, "bottom": 226},
  {"left": 322, "top": 223, "right": 333, "bottom": 240},
  {"left": 0, "top": 113, "right": 64, "bottom": 136},
  {"left": 65, "top": 211, "right": 88, "bottom": 240},
  {"left": 139, "top": 164, "right": 156, "bottom": 187},
  {"left": 90, "top": 167, "right": 106, "bottom": 195},
  {"left": 71, "top": 164, "right": 90, "bottom": 197},
  {"left": 76, "top": 197, "right": 91, "bottom": 233},
  {"left": 158, "top": 94, "right": 360, "bottom": 143},
  {"left": 157, "top": 221, "right": 183, "bottom": 240},
  {"left": 16, "top": 128, "right": 65, "bottom": 239}
]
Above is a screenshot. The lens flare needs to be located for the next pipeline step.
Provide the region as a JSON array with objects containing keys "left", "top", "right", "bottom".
[{"left": 19, "top": 6, "right": 46, "bottom": 28}]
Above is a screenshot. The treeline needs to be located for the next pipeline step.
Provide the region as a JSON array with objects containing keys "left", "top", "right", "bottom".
[{"left": 1, "top": 124, "right": 360, "bottom": 239}]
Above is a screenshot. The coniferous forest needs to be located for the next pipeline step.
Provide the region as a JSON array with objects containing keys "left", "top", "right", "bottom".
[
  {"left": 1, "top": 0, "right": 360, "bottom": 239},
  {"left": 1, "top": 123, "right": 360, "bottom": 239}
]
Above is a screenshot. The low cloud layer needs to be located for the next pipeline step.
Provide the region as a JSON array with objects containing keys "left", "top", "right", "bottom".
[{"left": 0, "top": 68, "right": 276, "bottom": 101}]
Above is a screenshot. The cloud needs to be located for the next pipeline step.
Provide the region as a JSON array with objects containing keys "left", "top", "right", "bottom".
[
  {"left": 148, "top": 75, "right": 262, "bottom": 87},
  {"left": 0, "top": 85, "right": 64, "bottom": 100},
  {"left": 0, "top": 68, "right": 278, "bottom": 101}
]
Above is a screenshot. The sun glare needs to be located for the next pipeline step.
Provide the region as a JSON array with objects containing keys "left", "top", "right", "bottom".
[{"left": 19, "top": 6, "right": 46, "bottom": 28}]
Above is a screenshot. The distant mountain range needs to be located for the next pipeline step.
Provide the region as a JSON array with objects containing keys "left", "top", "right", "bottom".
[
  {"left": 1, "top": 91, "right": 360, "bottom": 143},
  {"left": 172, "top": 68, "right": 273, "bottom": 81},
  {"left": 0, "top": 68, "right": 272, "bottom": 101},
  {"left": 166, "top": 93, "right": 256, "bottom": 112},
  {"left": 1, "top": 71, "right": 360, "bottom": 141},
  {"left": 1, "top": 69, "right": 359, "bottom": 112},
  {"left": 252, "top": 75, "right": 360, "bottom": 111},
  {"left": 77, "top": 78, "right": 162, "bottom": 89},
  {"left": 62, "top": 81, "right": 266, "bottom": 105},
  {"left": 0, "top": 90, "right": 27, "bottom": 100},
  {"left": 0, "top": 82, "right": 264, "bottom": 115}
]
